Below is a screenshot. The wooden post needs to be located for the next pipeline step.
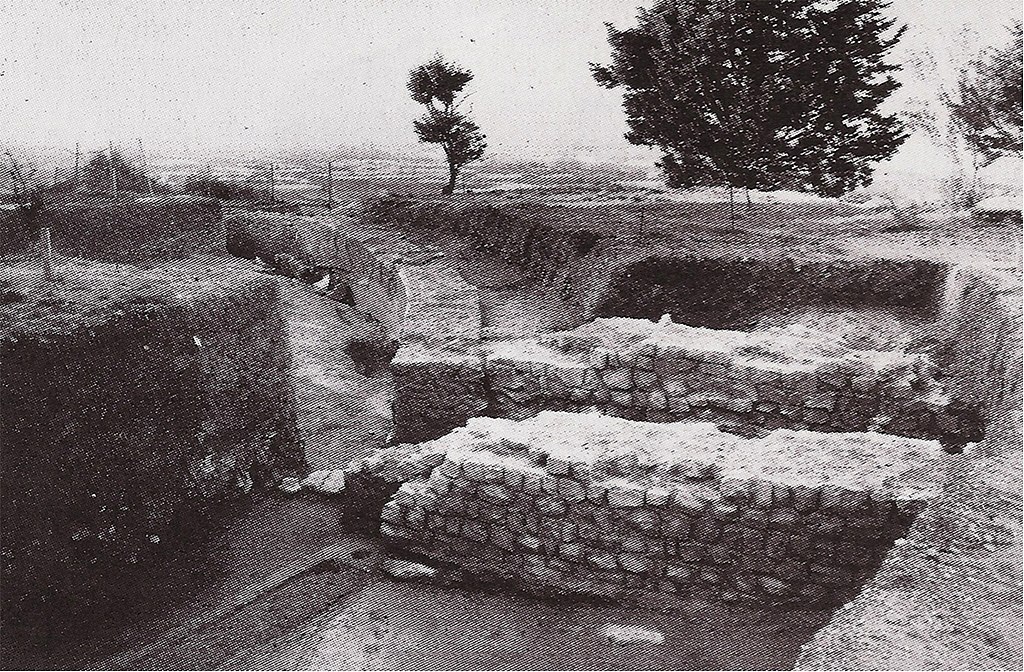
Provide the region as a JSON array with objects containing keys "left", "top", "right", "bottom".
[
  {"left": 74, "top": 143, "right": 80, "bottom": 192},
  {"left": 108, "top": 141, "right": 118, "bottom": 200},
  {"left": 326, "top": 160, "right": 333, "bottom": 210},
  {"left": 40, "top": 227, "right": 55, "bottom": 281},
  {"left": 269, "top": 162, "right": 275, "bottom": 203},
  {"left": 138, "top": 138, "right": 154, "bottom": 195}
]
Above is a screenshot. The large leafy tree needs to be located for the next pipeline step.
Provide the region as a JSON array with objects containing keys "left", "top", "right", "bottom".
[
  {"left": 591, "top": 0, "right": 907, "bottom": 198},
  {"left": 944, "top": 21, "right": 1023, "bottom": 164},
  {"left": 408, "top": 56, "right": 487, "bottom": 195}
]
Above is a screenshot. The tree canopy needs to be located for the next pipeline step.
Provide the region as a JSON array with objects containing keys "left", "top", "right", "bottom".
[
  {"left": 408, "top": 56, "right": 487, "bottom": 195},
  {"left": 591, "top": 0, "right": 908, "bottom": 197},
  {"left": 944, "top": 21, "right": 1023, "bottom": 164}
]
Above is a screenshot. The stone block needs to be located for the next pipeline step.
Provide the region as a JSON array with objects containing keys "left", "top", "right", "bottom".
[
  {"left": 557, "top": 477, "right": 587, "bottom": 503},
  {"left": 767, "top": 508, "right": 799, "bottom": 529},
  {"left": 537, "top": 495, "right": 568, "bottom": 517},
  {"left": 380, "top": 522, "right": 416, "bottom": 542},
  {"left": 438, "top": 457, "right": 462, "bottom": 479},
  {"left": 502, "top": 465, "right": 525, "bottom": 490},
  {"left": 645, "top": 486, "right": 672, "bottom": 507},
  {"left": 462, "top": 520, "right": 489, "bottom": 543},
  {"left": 719, "top": 398, "right": 754, "bottom": 414},
  {"left": 406, "top": 506, "right": 427, "bottom": 528},
  {"left": 692, "top": 516, "right": 724, "bottom": 544},
  {"left": 603, "top": 367, "right": 633, "bottom": 390},
  {"left": 618, "top": 552, "right": 653, "bottom": 574},
  {"left": 624, "top": 509, "right": 660, "bottom": 533},
  {"left": 620, "top": 534, "right": 647, "bottom": 553},
  {"left": 647, "top": 389, "right": 669, "bottom": 411},
  {"left": 478, "top": 483, "right": 514, "bottom": 505},
  {"left": 546, "top": 455, "right": 572, "bottom": 476},
  {"left": 750, "top": 480, "right": 774, "bottom": 509},
  {"left": 585, "top": 482, "right": 608, "bottom": 504},
  {"left": 661, "top": 513, "right": 691, "bottom": 539},
  {"left": 380, "top": 501, "right": 403, "bottom": 525},
  {"left": 589, "top": 349, "right": 610, "bottom": 369},
  {"left": 491, "top": 527, "right": 517, "bottom": 552},
  {"left": 587, "top": 550, "right": 618, "bottom": 570},
  {"left": 392, "top": 482, "right": 425, "bottom": 507},
  {"left": 634, "top": 370, "right": 658, "bottom": 390},
  {"left": 671, "top": 486, "right": 707, "bottom": 515},
  {"left": 665, "top": 564, "right": 696, "bottom": 583},
  {"left": 462, "top": 459, "right": 505, "bottom": 483},
  {"left": 820, "top": 483, "right": 870, "bottom": 513},
  {"left": 673, "top": 542, "right": 705, "bottom": 563},
  {"left": 558, "top": 542, "right": 586, "bottom": 562},
  {"left": 610, "top": 390, "right": 633, "bottom": 406},
  {"left": 804, "top": 392, "right": 838, "bottom": 411},
  {"left": 427, "top": 469, "right": 454, "bottom": 494},
  {"left": 792, "top": 484, "right": 820, "bottom": 513},
  {"left": 758, "top": 576, "right": 793, "bottom": 596},
  {"left": 522, "top": 468, "right": 545, "bottom": 495},
  {"left": 606, "top": 481, "right": 647, "bottom": 508},
  {"left": 711, "top": 502, "right": 740, "bottom": 520},
  {"left": 518, "top": 535, "right": 544, "bottom": 553},
  {"left": 635, "top": 354, "right": 656, "bottom": 371}
]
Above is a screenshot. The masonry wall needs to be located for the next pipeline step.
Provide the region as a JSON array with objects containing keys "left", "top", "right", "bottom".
[
  {"left": 365, "top": 415, "right": 935, "bottom": 610},
  {"left": 487, "top": 324, "right": 979, "bottom": 446}
]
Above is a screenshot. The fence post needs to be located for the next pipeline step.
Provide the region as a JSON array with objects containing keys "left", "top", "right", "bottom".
[{"left": 40, "top": 227, "right": 55, "bottom": 281}]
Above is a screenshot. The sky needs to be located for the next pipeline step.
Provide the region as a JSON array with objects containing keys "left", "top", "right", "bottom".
[{"left": 1, "top": 0, "right": 1019, "bottom": 163}]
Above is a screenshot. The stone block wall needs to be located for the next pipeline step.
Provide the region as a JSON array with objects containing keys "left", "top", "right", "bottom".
[
  {"left": 363, "top": 412, "right": 941, "bottom": 609},
  {"left": 483, "top": 318, "right": 980, "bottom": 446}
]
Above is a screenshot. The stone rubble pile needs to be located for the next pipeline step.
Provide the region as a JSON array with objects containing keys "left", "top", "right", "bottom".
[{"left": 360, "top": 412, "right": 943, "bottom": 609}]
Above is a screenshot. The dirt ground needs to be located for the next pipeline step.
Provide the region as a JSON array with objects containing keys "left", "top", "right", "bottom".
[{"left": 63, "top": 495, "right": 830, "bottom": 672}]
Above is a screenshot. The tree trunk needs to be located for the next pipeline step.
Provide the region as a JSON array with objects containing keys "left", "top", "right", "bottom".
[
  {"left": 745, "top": 187, "right": 752, "bottom": 213},
  {"left": 728, "top": 185, "right": 735, "bottom": 225},
  {"left": 443, "top": 164, "right": 458, "bottom": 195}
]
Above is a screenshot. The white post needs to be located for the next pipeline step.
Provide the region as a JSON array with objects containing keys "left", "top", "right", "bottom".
[
  {"left": 41, "top": 227, "right": 55, "bottom": 281},
  {"left": 108, "top": 141, "right": 118, "bottom": 200}
]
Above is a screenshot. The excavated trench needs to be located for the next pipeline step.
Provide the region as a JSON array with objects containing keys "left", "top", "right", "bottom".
[
  {"left": 317, "top": 202, "right": 1019, "bottom": 669},
  {"left": 57, "top": 203, "right": 1010, "bottom": 670}
]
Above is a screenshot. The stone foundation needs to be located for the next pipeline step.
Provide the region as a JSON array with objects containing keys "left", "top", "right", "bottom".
[
  {"left": 353, "top": 411, "right": 943, "bottom": 609},
  {"left": 487, "top": 318, "right": 979, "bottom": 444}
]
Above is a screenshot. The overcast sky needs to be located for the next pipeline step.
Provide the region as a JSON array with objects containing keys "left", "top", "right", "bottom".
[{"left": 1, "top": 0, "right": 1018, "bottom": 161}]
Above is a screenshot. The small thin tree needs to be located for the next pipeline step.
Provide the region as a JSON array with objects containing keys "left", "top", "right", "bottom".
[{"left": 408, "top": 55, "right": 487, "bottom": 195}]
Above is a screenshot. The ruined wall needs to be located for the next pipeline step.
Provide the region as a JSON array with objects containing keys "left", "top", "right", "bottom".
[
  {"left": 355, "top": 412, "right": 940, "bottom": 609},
  {"left": 223, "top": 210, "right": 484, "bottom": 443},
  {"left": 0, "top": 264, "right": 300, "bottom": 647},
  {"left": 485, "top": 318, "right": 980, "bottom": 446}
]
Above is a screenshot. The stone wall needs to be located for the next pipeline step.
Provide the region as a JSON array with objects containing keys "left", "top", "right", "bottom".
[
  {"left": 353, "top": 411, "right": 942, "bottom": 609},
  {"left": 223, "top": 210, "right": 485, "bottom": 443}
]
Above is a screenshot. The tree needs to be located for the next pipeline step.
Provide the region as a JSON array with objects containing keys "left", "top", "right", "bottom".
[
  {"left": 591, "top": 0, "right": 907, "bottom": 198},
  {"left": 944, "top": 21, "right": 1023, "bottom": 164},
  {"left": 408, "top": 56, "right": 487, "bottom": 195},
  {"left": 79, "top": 147, "right": 148, "bottom": 194}
]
